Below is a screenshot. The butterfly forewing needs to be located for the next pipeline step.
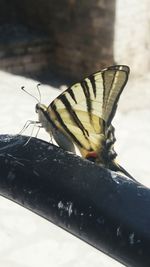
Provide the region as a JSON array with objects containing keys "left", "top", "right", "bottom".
[{"left": 40, "top": 65, "right": 129, "bottom": 161}]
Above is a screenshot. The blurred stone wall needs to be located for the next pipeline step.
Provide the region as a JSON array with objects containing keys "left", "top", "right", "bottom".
[
  {"left": 0, "top": 0, "right": 116, "bottom": 80},
  {"left": 0, "top": 25, "right": 52, "bottom": 75}
]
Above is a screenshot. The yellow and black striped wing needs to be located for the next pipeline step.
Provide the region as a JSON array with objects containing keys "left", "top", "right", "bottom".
[{"left": 47, "top": 65, "right": 129, "bottom": 157}]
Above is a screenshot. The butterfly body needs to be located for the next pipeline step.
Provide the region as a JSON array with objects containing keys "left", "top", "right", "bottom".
[{"left": 36, "top": 65, "right": 132, "bottom": 178}]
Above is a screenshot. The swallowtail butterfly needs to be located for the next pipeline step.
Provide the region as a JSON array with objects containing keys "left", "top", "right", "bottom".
[{"left": 35, "top": 65, "right": 132, "bottom": 178}]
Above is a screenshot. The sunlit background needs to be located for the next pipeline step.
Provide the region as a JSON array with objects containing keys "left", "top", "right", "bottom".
[{"left": 0, "top": 1, "right": 150, "bottom": 266}]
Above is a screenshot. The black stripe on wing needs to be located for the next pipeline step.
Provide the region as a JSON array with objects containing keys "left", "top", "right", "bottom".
[
  {"left": 51, "top": 103, "right": 85, "bottom": 148},
  {"left": 68, "top": 88, "right": 77, "bottom": 104},
  {"left": 88, "top": 75, "right": 97, "bottom": 98},
  {"left": 59, "top": 94, "right": 89, "bottom": 138},
  {"left": 81, "top": 80, "right": 93, "bottom": 122},
  {"left": 101, "top": 71, "right": 106, "bottom": 111}
]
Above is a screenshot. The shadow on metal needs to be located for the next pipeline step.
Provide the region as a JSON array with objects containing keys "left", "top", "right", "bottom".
[{"left": 0, "top": 134, "right": 150, "bottom": 267}]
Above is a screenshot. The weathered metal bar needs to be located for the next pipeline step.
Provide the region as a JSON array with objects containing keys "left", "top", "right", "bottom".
[{"left": 0, "top": 134, "right": 150, "bottom": 267}]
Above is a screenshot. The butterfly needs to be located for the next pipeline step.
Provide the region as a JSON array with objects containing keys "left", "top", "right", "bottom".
[{"left": 35, "top": 65, "right": 133, "bottom": 178}]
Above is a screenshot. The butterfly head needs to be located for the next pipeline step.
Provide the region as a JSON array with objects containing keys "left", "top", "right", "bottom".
[{"left": 35, "top": 103, "right": 47, "bottom": 113}]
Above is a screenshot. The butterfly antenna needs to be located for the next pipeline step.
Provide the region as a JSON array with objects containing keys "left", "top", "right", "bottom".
[
  {"left": 21, "top": 86, "right": 39, "bottom": 103},
  {"left": 36, "top": 83, "right": 41, "bottom": 103}
]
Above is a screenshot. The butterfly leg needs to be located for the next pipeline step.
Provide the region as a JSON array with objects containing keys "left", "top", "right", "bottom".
[
  {"left": 35, "top": 124, "right": 45, "bottom": 138},
  {"left": 18, "top": 120, "right": 41, "bottom": 135},
  {"left": 18, "top": 121, "right": 41, "bottom": 146}
]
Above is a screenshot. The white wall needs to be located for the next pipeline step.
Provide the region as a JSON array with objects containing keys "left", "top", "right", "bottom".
[{"left": 114, "top": 0, "right": 150, "bottom": 76}]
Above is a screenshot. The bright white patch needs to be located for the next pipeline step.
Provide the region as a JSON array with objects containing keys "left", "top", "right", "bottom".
[
  {"left": 116, "top": 227, "right": 121, "bottom": 237},
  {"left": 111, "top": 172, "right": 120, "bottom": 184},
  {"left": 129, "top": 232, "right": 135, "bottom": 245},
  {"left": 58, "top": 201, "right": 73, "bottom": 217}
]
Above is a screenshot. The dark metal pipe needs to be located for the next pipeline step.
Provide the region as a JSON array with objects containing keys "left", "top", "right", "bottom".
[{"left": 0, "top": 134, "right": 150, "bottom": 267}]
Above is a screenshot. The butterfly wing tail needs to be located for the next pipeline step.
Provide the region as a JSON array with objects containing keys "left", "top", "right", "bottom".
[{"left": 112, "top": 161, "right": 136, "bottom": 181}]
